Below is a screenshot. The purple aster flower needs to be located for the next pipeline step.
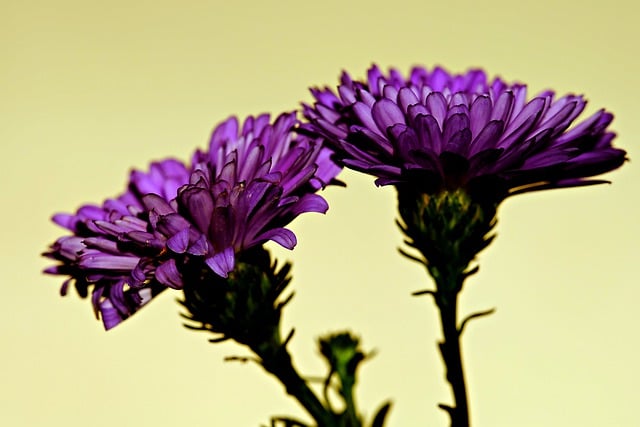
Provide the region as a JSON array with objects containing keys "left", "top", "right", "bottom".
[
  {"left": 303, "top": 65, "right": 627, "bottom": 426},
  {"left": 45, "top": 112, "right": 340, "bottom": 329},
  {"left": 302, "top": 64, "right": 626, "bottom": 202}
]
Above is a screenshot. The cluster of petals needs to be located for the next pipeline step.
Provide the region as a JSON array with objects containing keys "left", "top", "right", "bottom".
[
  {"left": 302, "top": 65, "right": 626, "bottom": 201},
  {"left": 44, "top": 159, "right": 190, "bottom": 329},
  {"left": 148, "top": 112, "right": 340, "bottom": 279},
  {"left": 44, "top": 112, "right": 340, "bottom": 329}
]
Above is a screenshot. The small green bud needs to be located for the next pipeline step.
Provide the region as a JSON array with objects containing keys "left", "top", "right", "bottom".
[{"left": 397, "top": 188, "right": 497, "bottom": 293}]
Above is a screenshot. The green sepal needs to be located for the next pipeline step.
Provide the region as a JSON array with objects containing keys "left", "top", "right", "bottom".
[
  {"left": 178, "top": 246, "right": 292, "bottom": 350},
  {"left": 397, "top": 187, "right": 497, "bottom": 293}
]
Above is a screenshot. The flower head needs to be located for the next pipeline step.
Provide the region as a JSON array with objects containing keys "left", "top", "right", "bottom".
[
  {"left": 303, "top": 64, "right": 626, "bottom": 203},
  {"left": 44, "top": 112, "right": 340, "bottom": 329}
]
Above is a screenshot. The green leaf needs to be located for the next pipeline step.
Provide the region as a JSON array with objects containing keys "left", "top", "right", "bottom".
[{"left": 370, "top": 401, "right": 392, "bottom": 427}]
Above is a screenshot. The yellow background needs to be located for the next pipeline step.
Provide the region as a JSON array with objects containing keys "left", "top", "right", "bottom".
[{"left": 2, "top": 0, "right": 639, "bottom": 425}]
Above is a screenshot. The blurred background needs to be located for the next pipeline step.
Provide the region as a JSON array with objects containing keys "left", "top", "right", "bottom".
[{"left": 2, "top": 0, "right": 638, "bottom": 425}]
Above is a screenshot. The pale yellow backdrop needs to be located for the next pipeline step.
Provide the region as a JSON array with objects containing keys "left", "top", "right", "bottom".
[{"left": 2, "top": 0, "right": 638, "bottom": 426}]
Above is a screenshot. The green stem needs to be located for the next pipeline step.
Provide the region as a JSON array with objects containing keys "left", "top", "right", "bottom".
[
  {"left": 342, "top": 382, "right": 360, "bottom": 427},
  {"left": 436, "top": 290, "right": 470, "bottom": 427},
  {"left": 257, "top": 342, "right": 335, "bottom": 427}
]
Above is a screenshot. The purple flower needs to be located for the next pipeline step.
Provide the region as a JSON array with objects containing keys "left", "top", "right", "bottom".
[
  {"left": 302, "top": 64, "right": 626, "bottom": 202},
  {"left": 44, "top": 112, "right": 340, "bottom": 329}
]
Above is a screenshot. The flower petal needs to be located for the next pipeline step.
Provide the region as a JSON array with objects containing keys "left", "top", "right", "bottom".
[
  {"left": 205, "top": 248, "right": 235, "bottom": 278},
  {"left": 155, "top": 259, "right": 183, "bottom": 289},
  {"left": 167, "top": 228, "right": 190, "bottom": 253},
  {"left": 256, "top": 227, "right": 297, "bottom": 250}
]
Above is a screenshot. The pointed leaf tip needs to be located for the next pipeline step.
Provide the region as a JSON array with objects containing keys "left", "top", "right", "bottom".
[{"left": 371, "top": 401, "right": 392, "bottom": 427}]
